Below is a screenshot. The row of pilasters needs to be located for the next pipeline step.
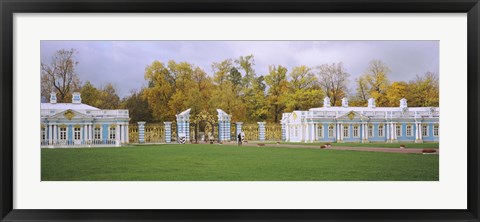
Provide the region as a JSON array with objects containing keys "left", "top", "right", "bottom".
[
  {"left": 282, "top": 122, "right": 426, "bottom": 143},
  {"left": 44, "top": 122, "right": 129, "bottom": 146}
]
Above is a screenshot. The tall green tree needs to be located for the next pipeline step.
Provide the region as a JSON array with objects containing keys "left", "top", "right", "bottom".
[
  {"left": 287, "top": 65, "right": 324, "bottom": 111},
  {"left": 143, "top": 60, "right": 176, "bottom": 121},
  {"left": 121, "top": 88, "right": 154, "bottom": 123},
  {"left": 265, "top": 65, "right": 289, "bottom": 123},
  {"left": 407, "top": 72, "right": 439, "bottom": 107},
  {"left": 363, "top": 60, "right": 391, "bottom": 106}
]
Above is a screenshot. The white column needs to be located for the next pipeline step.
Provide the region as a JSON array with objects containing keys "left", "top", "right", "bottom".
[
  {"left": 125, "top": 124, "right": 129, "bottom": 143},
  {"left": 116, "top": 124, "right": 121, "bottom": 146},
  {"left": 362, "top": 123, "right": 365, "bottom": 142},
  {"left": 47, "top": 124, "right": 52, "bottom": 144},
  {"left": 339, "top": 123, "right": 343, "bottom": 141},
  {"left": 419, "top": 124, "right": 423, "bottom": 141},
  {"left": 392, "top": 123, "right": 396, "bottom": 141},
  {"left": 385, "top": 123, "right": 389, "bottom": 142},
  {"left": 314, "top": 124, "right": 317, "bottom": 141},
  {"left": 310, "top": 123, "right": 315, "bottom": 142},
  {"left": 415, "top": 123, "right": 418, "bottom": 141},
  {"left": 285, "top": 124, "right": 290, "bottom": 141},
  {"left": 365, "top": 124, "right": 369, "bottom": 141},
  {"left": 53, "top": 124, "right": 57, "bottom": 141},
  {"left": 88, "top": 124, "right": 92, "bottom": 140},
  {"left": 120, "top": 124, "right": 125, "bottom": 143},
  {"left": 336, "top": 123, "right": 339, "bottom": 142},
  {"left": 299, "top": 124, "right": 303, "bottom": 142}
]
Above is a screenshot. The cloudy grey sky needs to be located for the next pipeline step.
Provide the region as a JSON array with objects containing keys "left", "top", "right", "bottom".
[{"left": 40, "top": 41, "right": 439, "bottom": 98}]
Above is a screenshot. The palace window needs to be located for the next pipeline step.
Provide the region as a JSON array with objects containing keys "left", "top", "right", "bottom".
[
  {"left": 422, "top": 125, "right": 428, "bottom": 137},
  {"left": 368, "top": 125, "right": 373, "bottom": 137},
  {"left": 378, "top": 125, "right": 384, "bottom": 137},
  {"left": 396, "top": 125, "right": 402, "bottom": 137},
  {"left": 406, "top": 125, "right": 412, "bottom": 136},
  {"left": 343, "top": 125, "right": 349, "bottom": 138},
  {"left": 109, "top": 127, "right": 116, "bottom": 140},
  {"left": 433, "top": 125, "right": 439, "bottom": 137},
  {"left": 41, "top": 127, "right": 46, "bottom": 140},
  {"left": 94, "top": 127, "right": 101, "bottom": 140},
  {"left": 59, "top": 127, "right": 67, "bottom": 140},
  {"left": 328, "top": 125, "right": 334, "bottom": 138},
  {"left": 74, "top": 127, "right": 81, "bottom": 140},
  {"left": 317, "top": 125, "right": 323, "bottom": 138},
  {"left": 353, "top": 125, "right": 359, "bottom": 137},
  {"left": 294, "top": 126, "right": 298, "bottom": 137}
]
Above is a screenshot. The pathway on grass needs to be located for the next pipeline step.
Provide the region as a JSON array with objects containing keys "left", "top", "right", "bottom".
[{"left": 221, "top": 142, "right": 438, "bottom": 154}]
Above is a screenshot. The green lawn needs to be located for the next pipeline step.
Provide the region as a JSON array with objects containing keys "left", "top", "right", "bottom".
[
  {"left": 264, "top": 142, "right": 439, "bottom": 148},
  {"left": 41, "top": 144, "right": 438, "bottom": 181}
]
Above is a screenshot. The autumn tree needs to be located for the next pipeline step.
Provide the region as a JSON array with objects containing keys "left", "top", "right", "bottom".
[
  {"left": 265, "top": 65, "right": 289, "bottom": 123},
  {"left": 210, "top": 59, "right": 246, "bottom": 121},
  {"left": 385, "top": 81, "right": 409, "bottom": 107},
  {"left": 317, "top": 62, "right": 349, "bottom": 106},
  {"left": 41, "top": 48, "right": 81, "bottom": 102},
  {"left": 362, "top": 60, "right": 391, "bottom": 106},
  {"left": 351, "top": 75, "right": 369, "bottom": 106},
  {"left": 99, "top": 83, "right": 121, "bottom": 109},
  {"left": 286, "top": 65, "right": 324, "bottom": 111},
  {"left": 80, "top": 81, "right": 101, "bottom": 107},
  {"left": 407, "top": 72, "right": 439, "bottom": 107},
  {"left": 143, "top": 60, "right": 175, "bottom": 121}
]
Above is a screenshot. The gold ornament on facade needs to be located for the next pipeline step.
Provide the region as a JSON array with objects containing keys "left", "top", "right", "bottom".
[
  {"left": 64, "top": 110, "right": 75, "bottom": 120},
  {"left": 347, "top": 111, "right": 355, "bottom": 120},
  {"left": 95, "top": 124, "right": 101, "bottom": 129},
  {"left": 59, "top": 124, "right": 67, "bottom": 128},
  {"left": 73, "top": 124, "right": 81, "bottom": 128}
]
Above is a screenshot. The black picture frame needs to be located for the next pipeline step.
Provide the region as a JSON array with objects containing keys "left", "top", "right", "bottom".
[{"left": 1, "top": 0, "right": 479, "bottom": 221}]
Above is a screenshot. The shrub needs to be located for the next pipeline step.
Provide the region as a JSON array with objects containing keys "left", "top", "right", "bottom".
[
  {"left": 257, "top": 143, "right": 265, "bottom": 147},
  {"left": 325, "top": 143, "right": 331, "bottom": 146},
  {"left": 422, "top": 149, "right": 436, "bottom": 153},
  {"left": 276, "top": 141, "right": 281, "bottom": 145},
  {"left": 400, "top": 144, "right": 406, "bottom": 148},
  {"left": 320, "top": 145, "right": 327, "bottom": 149}
]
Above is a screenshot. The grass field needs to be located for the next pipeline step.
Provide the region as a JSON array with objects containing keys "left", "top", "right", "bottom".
[
  {"left": 41, "top": 144, "right": 439, "bottom": 181},
  {"left": 264, "top": 142, "right": 439, "bottom": 148}
]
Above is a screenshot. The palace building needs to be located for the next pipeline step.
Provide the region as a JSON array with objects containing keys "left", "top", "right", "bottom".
[
  {"left": 40, "top": 92, "right": 130, "bottom": 148},
  {"left": 281, "top": 97, "right": 439, "bottom": 143}
]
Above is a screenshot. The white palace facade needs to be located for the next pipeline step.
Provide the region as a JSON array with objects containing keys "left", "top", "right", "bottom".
[
  {"left": 281, "top": 97, "right": 439, "bottom": 143},
  {"left": 41, "top": 92, "right": 130, "bottom": 147}
]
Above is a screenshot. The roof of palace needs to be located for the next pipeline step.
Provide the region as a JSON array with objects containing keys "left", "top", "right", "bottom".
[
  {"left": 307, "top": 106, "right": 437, "bottom": 112},
  {"left": 40, "top": 103, "right": 100, "bottom": 110}
]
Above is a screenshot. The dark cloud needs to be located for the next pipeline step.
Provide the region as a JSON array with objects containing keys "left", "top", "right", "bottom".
[{"left": 41, "top": 41, "right": 439, "bottom": 97}]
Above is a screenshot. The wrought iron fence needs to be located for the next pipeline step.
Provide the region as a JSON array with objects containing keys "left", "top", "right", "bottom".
[
  {"left": 128, "top": 124, "right": 138, "bottom": 143},
  {"left": 265, "top": 123, "right": 282, "bottom": 141},
  {"left": 243, "top": 123, "right": 259, "bottom": 141},
  {"left": 144, "top": 123, "right": 165, "bottom": 143}
]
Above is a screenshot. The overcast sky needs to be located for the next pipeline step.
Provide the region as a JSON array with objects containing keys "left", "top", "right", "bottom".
[{"left": 40, "top": 41, "right": 439, "bottom": 98}]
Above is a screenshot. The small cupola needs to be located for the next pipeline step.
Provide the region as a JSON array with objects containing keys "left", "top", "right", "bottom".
[
  {"left": 72, "top": 92, "right": 81, "bottom": 104},
  {"left": 341, "top": 97, "right": 349, "bottom": 108},
  {"left": 50, "top": 92, "right": 57, "bottom": 104},
  {"left": 323, "top": 97, "right": 331, "bottom": 108},
  {"left": 368, "top": 98, "right": 376, "bottom": 108},
  {"left": 400, "top": 98, "right": 408, "bottom": 109}
]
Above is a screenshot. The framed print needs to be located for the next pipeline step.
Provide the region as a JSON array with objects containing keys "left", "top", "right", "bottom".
[{"left": 1, "top": 0, "right": 479, "bottom": 221}]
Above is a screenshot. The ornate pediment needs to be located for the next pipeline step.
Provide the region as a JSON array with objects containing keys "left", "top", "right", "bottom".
[
  {"left": 338, "top": 111, "right": 369, "bottom": 120},
  {"left": 50, "top": 109, "right": 90, "bottom": 120}
]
